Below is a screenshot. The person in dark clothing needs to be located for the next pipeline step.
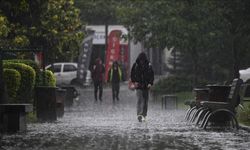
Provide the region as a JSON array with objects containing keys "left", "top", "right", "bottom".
[
  {"left": 108, "top": 61, "right": 122, "bottom": 102},
  {"left": 91, "top": 58, "right": 105, "bottom": 102},
  {"left": 130, "top": 52, "right": 154, "bottom": 122}
]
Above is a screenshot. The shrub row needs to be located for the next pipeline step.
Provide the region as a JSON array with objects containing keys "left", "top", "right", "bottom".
[
  {"left": 5, "top": 59, "right": 40, "bottom": 73},
  {"left": 4, "top": 59, "right": 41, "bottom": 86},
  {"left": 3, "top": 62, "right": 36, "bottom": 103},
  {"left": 151, "top": 76, "right": 192, "bottom": 94},
  {"left": 37, "top": 70, "right": 56, "bottom": 87},
  {"left": 3, "top": 60, "right": 56, "bottom": 103},
  {"left": 3, "top": 69, "right": 21, "bottom": 103}
]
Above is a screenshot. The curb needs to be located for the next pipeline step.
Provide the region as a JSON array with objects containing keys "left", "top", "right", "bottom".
[{"left": 239, "top": 124, "right": 250, "bottom": 132}]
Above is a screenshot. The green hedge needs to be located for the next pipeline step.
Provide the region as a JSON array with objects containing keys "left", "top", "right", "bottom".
[
  {"left": 4, "top": 59, "right": 40, "bottom": 73},
  {"left": 3, "top": 62, "right": 36, "bottom": 103},
  {"left": 151, "top": 76, "right": 192, "bottom": 94},
  {"left": 3, "top": 69, "right": 21, "bottom": 103},
  {"left": 4, "top": 59, "right": 41, "bottom": 86},
  {"left": 4, "top": 59, "right": 56, "bottom": 87},
  {"left": 37, "top": 70, "right": 56, "bottom": 87}
]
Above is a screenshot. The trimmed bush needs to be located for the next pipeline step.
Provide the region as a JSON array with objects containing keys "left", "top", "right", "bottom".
[
  {"left": 4, "top": 59, "right": 40, "bottom": 73},
  {"left": 3, "top": 69, "right": 21, "bottom": 103},
  {"left": 151, "top": 76, "right": 192, "bottom": 94},
  {"left": 5, "top": 59, "right": 57, "bottom": 87},
  {"left": 45, "top": 70, "right": 56, "bottom": 87},
  {"left": 37, "top": 70, "right": 56, "bottom": 87},
  {"left": 3, "top": 62, "right": 36, "bottom": 103},
  {"left": 4, "top": 59, "right": 41, "bottom": 86}
]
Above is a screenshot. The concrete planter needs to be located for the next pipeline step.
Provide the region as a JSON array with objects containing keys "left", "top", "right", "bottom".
[
  {"left": 61, "top": 86, "right": 77, "bottom": 107},
  {"left": 0, "top": 104, "right": 32, "bottom": 133},
  {"left": 35, "top": 86, "right": 57, "bottom": 122}
]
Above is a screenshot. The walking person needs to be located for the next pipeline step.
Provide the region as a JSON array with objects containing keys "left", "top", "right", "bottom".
[
  {"left": 91, "top": 58, "right": 105, "bottom": 102},
  {"left": 108, "top": 61, "right": 122, "bottom": 102},
  {"left": 130, "top": 52, "right": 154, "bottom": 122}
]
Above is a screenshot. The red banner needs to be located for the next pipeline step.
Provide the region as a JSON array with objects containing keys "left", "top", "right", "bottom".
[
  {"left": 119, "top": 44, "right": 129, "bottom": 80},
  {"left": 105, "top": 30, "right": 122, "bottom": 81},
  {"left": 34, "top": 52, "right": 43, "bottom": 68}
]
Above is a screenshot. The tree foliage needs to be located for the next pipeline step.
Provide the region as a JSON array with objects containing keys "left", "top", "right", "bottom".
[
  {"left": 39, "top": 0, "right": 84, "bottom": 62},
  {"left": 2, "top": 0, "right": 250, "bottom": 87},
  {"left": 75, "top": 0, "right": 120, "bottom": 25},
  {"left": 117, "top": 0, "right": 250, "bottom": 86},
  {"left": 0, "top": 0, "right": 84, "bottom": 63}
]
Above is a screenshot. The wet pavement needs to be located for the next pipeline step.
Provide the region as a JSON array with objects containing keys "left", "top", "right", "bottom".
[{"left": 1, "top": 84, "right": 250, "bottom": 150}]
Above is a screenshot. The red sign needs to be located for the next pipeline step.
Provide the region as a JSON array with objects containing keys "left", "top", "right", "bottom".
[
  {"left": 119, "top": 44, "right": 129, "bottom": 79},
  {"left": 105, "top": 30, "right": 122, "bottom": 81},
  {"left": 34, "top": 52, "right": 43, "bottom": 68}
]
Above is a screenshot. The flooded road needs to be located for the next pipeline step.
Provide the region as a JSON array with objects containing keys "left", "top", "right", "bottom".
[{"left": 1, "top": 84, "right": 250, "bottom": 150}]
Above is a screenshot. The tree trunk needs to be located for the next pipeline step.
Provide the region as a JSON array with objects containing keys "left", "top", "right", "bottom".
[
  {"left": 0, "top": 51, "right": 7, "bottom": 104},
  {"left": 191, "top": 46, "right": 198, "bottom": 87},
  {"left": 232, "top": 34, "right": 240, "bottom": 79},
  {"left": 0, "top": 53, "right": 4, "bottom": 103}
]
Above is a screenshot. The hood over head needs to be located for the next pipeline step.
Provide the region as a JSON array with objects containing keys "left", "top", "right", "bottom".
[{"left": 136, "top": 52, "right": 149, "bottom": 65}]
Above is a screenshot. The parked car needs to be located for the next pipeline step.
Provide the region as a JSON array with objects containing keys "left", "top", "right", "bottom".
[
  {"left": 45, "top": 62, "right": 92, "bottom": 86},
  {"left": 239, "top": 67, "right": 250, "bottom": 82}
]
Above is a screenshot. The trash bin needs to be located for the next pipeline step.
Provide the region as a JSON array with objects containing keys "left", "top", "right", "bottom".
[
  {"left": 56, "top": 88, "right": 66, "bottom": 117},
  {"left": 161, "top": 95, "right": 177, "bottom": 109},
  {"left": 35, "top": 86, "right": 57, "bottom": 122},
  {"left": 61, "top": 86, "right": 77, "bottom": 107}
]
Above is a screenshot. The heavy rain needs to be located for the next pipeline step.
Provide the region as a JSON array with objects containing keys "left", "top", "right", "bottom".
[
  {"left": 1, "top": 0, "right": 250, "bottom": 150},
  {"left": 1, "top": 85, "right": 250, "bottom": 150}
]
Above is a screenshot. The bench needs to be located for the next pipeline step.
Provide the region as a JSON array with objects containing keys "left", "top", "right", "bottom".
[
  {"left": 198, "top": 79, "right": 242, "bottom": 129},
  {"left": 185, "top": 79, "right": 243, "bottom": 129},
  {"left": 185, "top": 88, "right": 209, "bottom": 122},
  {"left": 0, "top": 104, "right": 33, "bottom": 133},
  {"left": 241, "top": 83, "right": 250, "bottom": 102}
]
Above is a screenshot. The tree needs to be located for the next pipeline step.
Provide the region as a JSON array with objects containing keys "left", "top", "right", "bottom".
[
  {"left": 117, "top": 0, "right": 250, "bottom": 86},
  {"left": 39, "top": 0, "right": 83, "bottom": 63},
  {"left": 75, "top": 0, "right": 120, "bottom": 25},
  {"left": 0, "top": 14, "right": 10, "bottom": 47},
  {"left": 117, "top": 0, "right": 220, "bottom": 85},
  {"left": 74, "top": 0, "right": 122, "bottom": 61},
  {"left": 211, "top": 0, "right": 250, "bottom": 78},
  {"left": 0, "top": 0, "right": 84, "bottom": 63}
]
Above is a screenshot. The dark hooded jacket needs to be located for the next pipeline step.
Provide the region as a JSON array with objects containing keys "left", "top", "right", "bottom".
[
  {"left": 91, "top": 58, "right": 105, "bottom": 82},
  {"left": 130, "top": 53, "right": 154, "bottom": 89}
]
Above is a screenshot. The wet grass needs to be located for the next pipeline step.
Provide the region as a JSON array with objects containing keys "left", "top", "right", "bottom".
[
  {"left": 27, "top": 112, "right": 38, "bottom": 123},
  {"left": 238, "top": 101, "right": 250, "bottom": 126},
  {"left": 150, "top": 91, "right": 194, "bottom": 110},
  {"left": 175, "top": 91, "right": 194, "bottom": 109}
]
